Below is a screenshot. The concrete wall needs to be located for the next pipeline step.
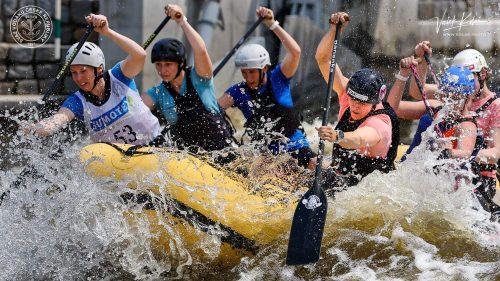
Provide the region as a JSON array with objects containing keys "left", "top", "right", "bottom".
[{"left": 374, "top": 0, "right": 500, "bottom": 56}]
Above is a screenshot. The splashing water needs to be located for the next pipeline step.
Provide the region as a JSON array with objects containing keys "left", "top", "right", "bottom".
[
  {"left": 0, "top": 112, "right": 499, "bottom": 280},
  {"left": 229, "top": 154, "right": 500, "bottom": 280}
]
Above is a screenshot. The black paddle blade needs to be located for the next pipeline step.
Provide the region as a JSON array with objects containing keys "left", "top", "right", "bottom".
[{"left": 286, "top": 187, "right": 328, "bottom": 265}]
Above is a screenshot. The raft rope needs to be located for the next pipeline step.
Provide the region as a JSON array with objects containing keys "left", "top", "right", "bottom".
[{"left": 102, "top": 142, "right": 154, "bottom": 157}]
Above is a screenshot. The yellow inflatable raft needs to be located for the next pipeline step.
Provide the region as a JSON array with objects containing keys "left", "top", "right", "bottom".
[
  {"left": 80, "top": 143, "right": 303, "bottom": 266},
  {"left": 80, "top": 143, "right": 498, "bottom": 266}
]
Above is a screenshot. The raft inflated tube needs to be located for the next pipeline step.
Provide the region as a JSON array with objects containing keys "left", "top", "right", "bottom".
[
  {"left": 80, "top": 143, "right": 302, "bottom": 264},
  {"left": 80, "top": 143, "right": 498, "bottom": 264},
  {"left": 396, "top": 145, "right": 408, "bottom": 161}
]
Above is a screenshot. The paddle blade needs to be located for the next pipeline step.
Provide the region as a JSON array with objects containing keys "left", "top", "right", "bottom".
[{"left": 286, "top": 187, "right": 328, "bottom": 265}]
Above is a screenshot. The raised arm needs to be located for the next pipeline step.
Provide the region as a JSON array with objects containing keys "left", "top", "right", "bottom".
[
  {"left": 86, "top": 14, "right": 147, "bottom": 79},
  {"left": 256, "top": 7, "right": 301, "bottom": 78},
  {"left": 387, "top": 55, "right": 442, "bottom": 120},
  {"left": 387, "top": 56, "right": 417, "bottom": 112},
  {"left": 409, "top": 41, "right": 439, "bottom": 100},
  {"left": 165, "top": 4, "right": 213, "bottom": 79},
  {"left": 315, "top": 12, "right": 349, "bottom": 98}
]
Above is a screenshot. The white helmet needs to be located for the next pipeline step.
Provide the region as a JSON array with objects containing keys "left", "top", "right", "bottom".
[
  {"left": 66, "top": 42, "right": 105, "bottom": 69},
  {"left": 235, "top": 44, "right": 270, "bottom": 69},
  {"left": 451, "top": 49, "right": 488, "bottom": 72}
]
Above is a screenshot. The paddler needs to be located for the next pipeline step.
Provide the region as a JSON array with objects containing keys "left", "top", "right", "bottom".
[
  {"left": 22, "top": 13, "right": 161, "bottom": 145},
  {"left": 315, "top": 11, "right": 400, "bottom": 188}
]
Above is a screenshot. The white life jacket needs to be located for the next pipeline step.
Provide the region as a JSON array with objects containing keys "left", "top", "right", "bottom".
[{"left": 75, "top": 70, "right": 160, "bottom": 144}]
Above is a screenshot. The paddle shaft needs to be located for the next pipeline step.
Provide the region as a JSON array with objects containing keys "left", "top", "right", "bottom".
[
  {"left": 423, "top": 54, "right": 440, "bottom": 87},
  {"left": 285, "top": 22, "right": 343, "bottom": 266},
  {"left": 213, "top": 17, "right": 264, "bottom": 76},
  {"left": 313, "top": 23, "right": 342, "bottom": 192},
  {"left": 142, "top": 13, "right": 181, "bottom": 49},
  {"left": 42, "top": 25, "right": 94, "bottom": 103},
  {"left": 142, "top": 16, "right": 171, "bottom": 49},
  {"left": 410, "top": 64, "right": 444, "bottom": 137}
]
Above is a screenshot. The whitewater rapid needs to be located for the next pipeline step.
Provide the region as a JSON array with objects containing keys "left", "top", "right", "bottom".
[{"left": 0, "top": 118, "right": 498, "bottom": 280}]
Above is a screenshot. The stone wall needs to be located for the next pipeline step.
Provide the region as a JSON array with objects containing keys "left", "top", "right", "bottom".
[{"left": 0, "top": 0, "right": 99, "bottom": 96}]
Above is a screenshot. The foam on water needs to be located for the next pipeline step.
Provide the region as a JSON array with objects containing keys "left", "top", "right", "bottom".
[
  {"left": 229, "top": 132, "right": 499, "bottom": 280},
  {"left": 0, "top": 114, "right": 499, "bottom": 280}
]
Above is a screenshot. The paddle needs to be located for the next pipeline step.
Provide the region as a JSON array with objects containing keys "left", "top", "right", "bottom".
[
  {"left": 286, "top": 21, "right": 343, "bottom": 266},
  {"left": 213, "top": 17, "right": 264, "bottom": 76},
  {"left": 141, "top": 13, "right": 181, "bottom": 49},
  {"left": 142, "top": 16, "right": 172, "bottom": 49},
  {"left": 423, "top": 54, "right": 440, "bottom": 87},
  {"left": 410, "top": 64, "right": 444, "bottom": 137}
]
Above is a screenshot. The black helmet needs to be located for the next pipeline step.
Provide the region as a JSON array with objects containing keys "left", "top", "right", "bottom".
[
  {"left": 151, "top": 38, "right": 186, "bottom": 64},
  {"left": 346, "top": 68, "right": 385, "bottom": 104}
]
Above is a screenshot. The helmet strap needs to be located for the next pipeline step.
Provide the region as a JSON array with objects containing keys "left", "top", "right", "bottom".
[
  {"left": 475, "top": 69, "right": 489, "bottom": 98},
  {"left": 477, "top": 78, "right": 485, "bottom": 98},
  {"left": 91, "top": 66, "right": 104, "bottom": 90},
  {"left": 174, "top": 60, "right": 186, "bottom": 80},
  {"left": 79, "top": 67, "right": 106, "bottom": 104},
  {"left": 244, "top": 68, "right": 267, "bottom": 90},
  {"left": 257, "top": 69, "right": 266, "bottom": 88}
]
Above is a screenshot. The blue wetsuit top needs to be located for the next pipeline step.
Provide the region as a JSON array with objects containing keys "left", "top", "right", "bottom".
[
  {"left": 145, "top": 67, "right": 220, "bottom": 125},
  {"left": 225, "top": 63, "right": 309, "bottom": 152}
]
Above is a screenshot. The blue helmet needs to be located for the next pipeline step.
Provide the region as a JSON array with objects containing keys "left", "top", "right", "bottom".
[{"left": 439, "top": 65, "right": 475, "bottom": 96}]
